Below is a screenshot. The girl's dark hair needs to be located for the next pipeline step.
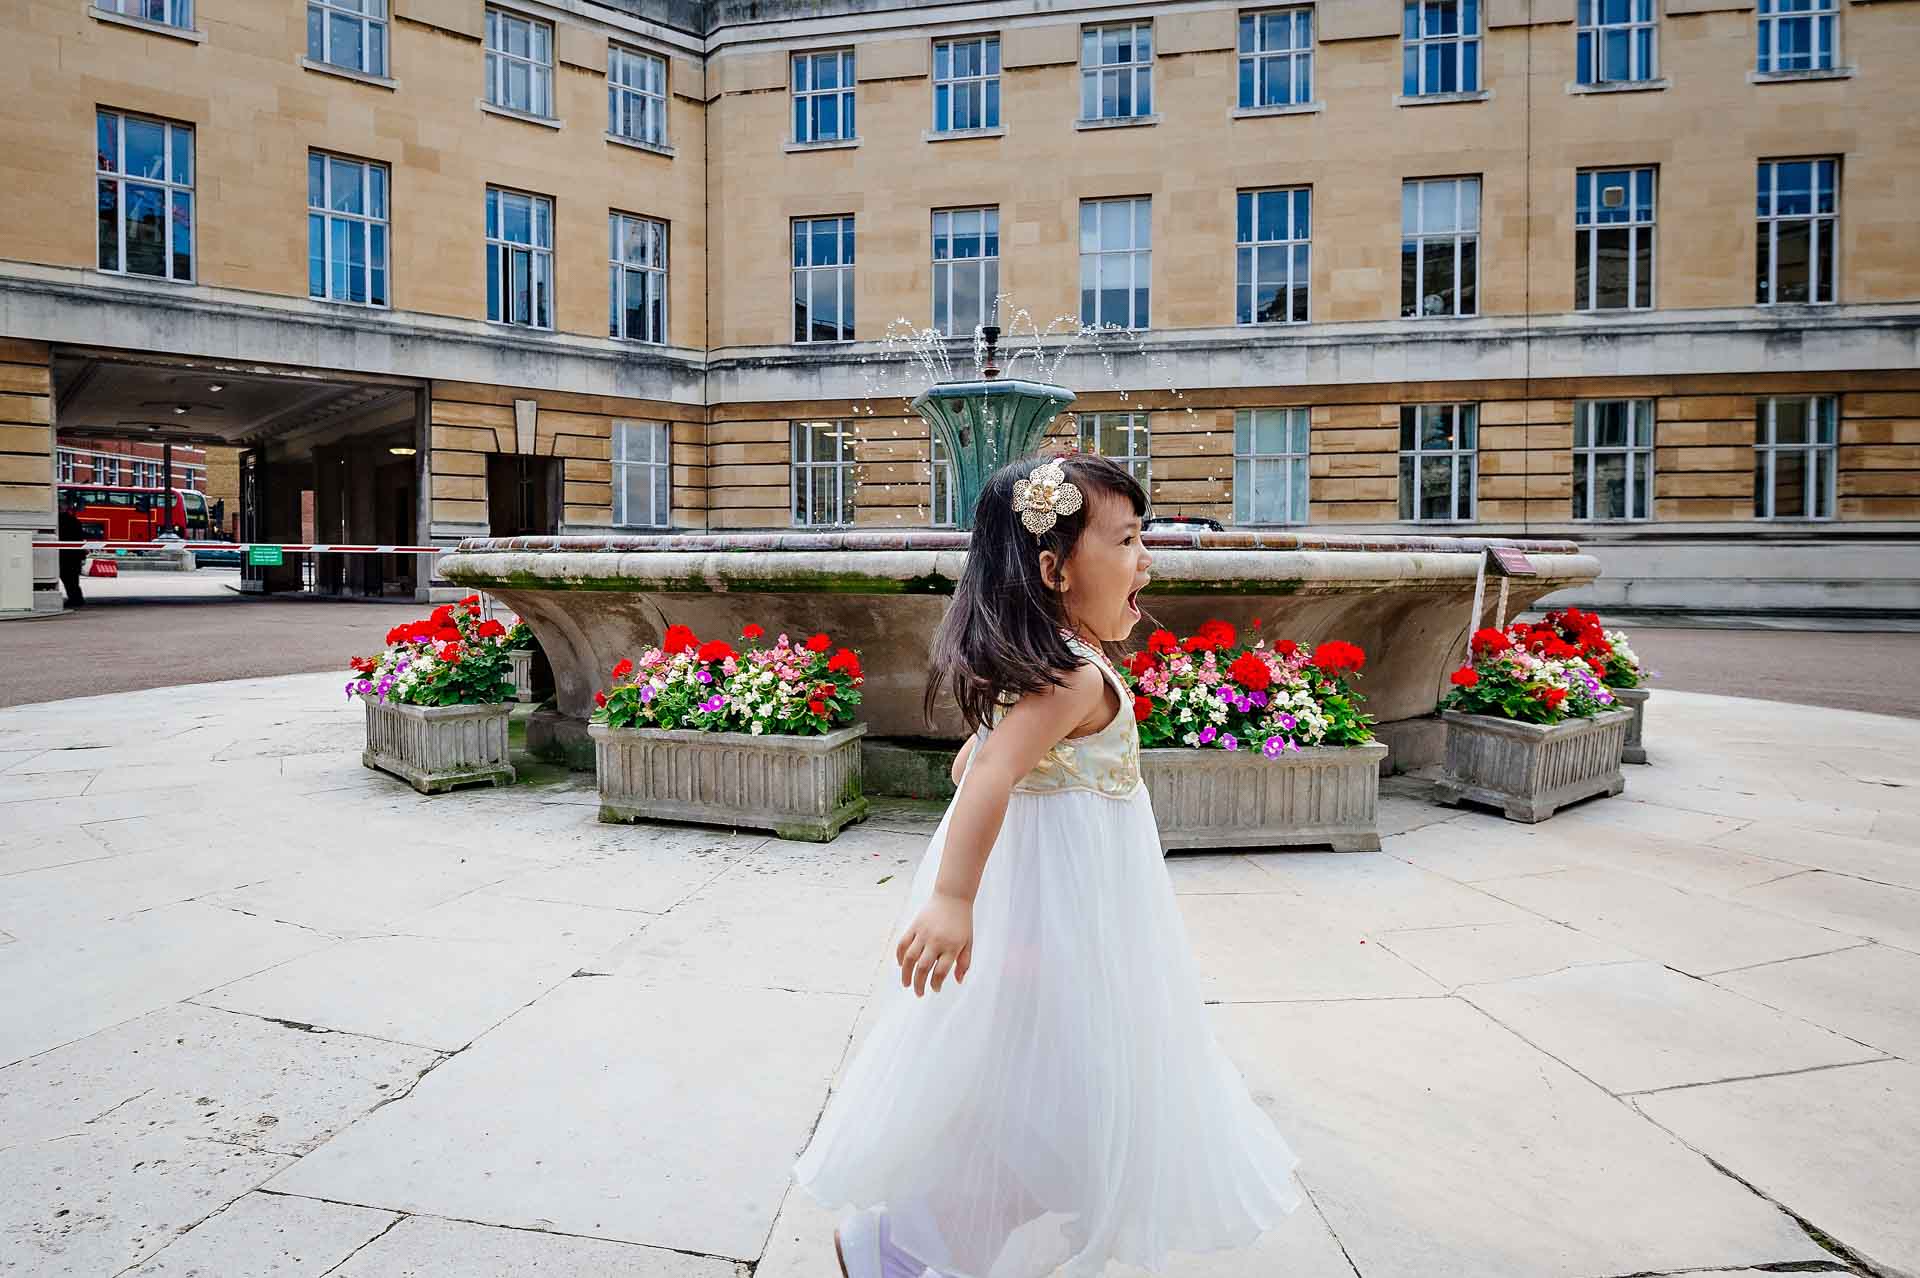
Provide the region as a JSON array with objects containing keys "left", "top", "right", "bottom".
[{"left": 926, "top": 450, "right": 1148, "bottom": 734}]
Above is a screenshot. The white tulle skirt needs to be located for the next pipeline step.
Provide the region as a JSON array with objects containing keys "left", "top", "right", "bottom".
[{"left": 792, "top": 781, "right": 1303, "bottom": 1278}]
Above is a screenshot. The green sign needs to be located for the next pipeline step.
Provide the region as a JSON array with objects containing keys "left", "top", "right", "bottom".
[{"left": 247, "top": 545, "right": 284, "bottom": 567}]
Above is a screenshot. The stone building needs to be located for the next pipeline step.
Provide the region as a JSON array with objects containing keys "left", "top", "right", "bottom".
[{"left": 0, "top": 0, "right": 1915, "bottom": 613}]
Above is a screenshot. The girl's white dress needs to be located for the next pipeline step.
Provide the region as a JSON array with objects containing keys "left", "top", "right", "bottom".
[{"left": 793, "top": 635, "right": 1303, "bottom": 1278}]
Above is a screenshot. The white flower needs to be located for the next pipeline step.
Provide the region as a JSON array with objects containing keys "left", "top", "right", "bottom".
[
  {"left": 1177, "top": 707, "right": 1193, "bottom": 722},
  {"left": 1167, "top": 686, "right": 1183, "bottom": 703},
  {"left": 1181, "top": 731, "right": 1200, "bottom": 746},
  {"left": 750, "top": 721, "right": 765, "bottom": 735}
]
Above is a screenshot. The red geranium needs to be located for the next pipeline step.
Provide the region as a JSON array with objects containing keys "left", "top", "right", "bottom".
[
  {"left": 662, "top": 624, "right": 697, "bottom": 655},
  {"left": 1146, "top": 629, "right": 1177, "bottom": 655},
  {"left": 1450, "top": 666, "right": 1479, "bottom": 687},
  {"left": 1227, "top": 651, "right": 1272, "bottom": 691},
  {"left": 460, "top": 594, "right": 480, "bottom": 608},
  {"left": 1133, "top": 695, "right": 1153, "bottom": 722},
  {"left": 1471, "top": 628, "right": 1512, "bottom": 657},
  {"left": 433, "top": 626, "right": 460, "bottom": 643},
  {"left": 1124, "top": 650, "right": 1157, "bottom": 678},
  {"left": 828, "top": 648, "right": 862, "bottom": 677},
  {"left": 742, "top": 624, "right": 765, "bottom": 640},
  {"left": 1274, "top": 640, "right": 1299, "bottom": 658},
  {"left": 1197, "top": 619, "right": 1237, "bottom": 649},
  {"left": 1181, "top": 633, "right": 1217, "bottom": 654},
  {"left": 697, "top": 640, "right": 736, "bottom": 663},
  {"left": 441, "top": 643, "right": 462, "bottom": 665},
  {"left": 594, "top": 690, "right": 608, "bottom": 708},
  {"left": 806, "top": 632, "right": 832, "bottom": 653},
  {"left": 807, "top": 698, "right": 826, "bottom": 715},
  {"left": 1312, "top": 640, "right": 1367, "bottom": 675},
  {"left": 611, "top": 657, "right": 635, "bottom": 680},
  {"left": 430, "top": 605, "right": 454, "bottom": 626},
  {"left": 1541, "top": 687, "right": 1568, "bottom": 708},
  {"left": 476, "top": 618, "right": 507, "bottom": 639},
  {"left": 350, "top": 655, "right": 377, "bottom": 675}
]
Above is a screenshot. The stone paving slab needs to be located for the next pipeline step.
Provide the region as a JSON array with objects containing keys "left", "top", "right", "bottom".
[
  {"left": 1711, "top": 942, "right": 1920, "bottom": 1061},
  {"left": 327, "top": 1212, "right": 749, "bottom": 1277},
  {"left": 125, "top": 1191, "right": 399, "bottom": 1277},
  {"left": 1731, "top": 869, "right": 1920, "bottom": 952},
  {"left": 1369, "top": 920, "right": 1640, "bottom": 989}
]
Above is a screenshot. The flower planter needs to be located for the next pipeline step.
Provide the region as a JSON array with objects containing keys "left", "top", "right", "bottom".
[
  {"left": 590, "top": 721, "right": 869, "bottom": 843},
  {"left": 507, "top": 648, "right": 538, "bottom": 703},
  {"left": 1142, "top": 742, "right": 1390, "bottom": 853},
  {"left": 1612, "top": 687, "right": 1650, "bottom": 764},
  {"left": 1436, "top": 708, "right": 1632, "bottom": 823},
  {"left": 362, "top": 699, "right": 516, "bottom": 795}
]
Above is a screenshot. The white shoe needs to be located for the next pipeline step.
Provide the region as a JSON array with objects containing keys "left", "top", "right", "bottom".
[{"left": 834, "top": 1209, "right": 939, "bottom": 1278}]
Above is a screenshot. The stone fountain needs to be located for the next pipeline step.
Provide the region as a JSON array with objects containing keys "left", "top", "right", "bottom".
[{"left": 440, "top": 326, "right": 1598, "bottom": 791}]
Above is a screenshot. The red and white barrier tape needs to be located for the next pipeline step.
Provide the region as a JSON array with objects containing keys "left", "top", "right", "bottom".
[{"left": 33, "top": 541, "right": 451, "bottom": 554}]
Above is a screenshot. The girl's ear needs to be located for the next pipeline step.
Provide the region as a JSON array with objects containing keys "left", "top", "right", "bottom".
[{"left": 1037, "top": 548, "right": 1064, "bottom": 592}]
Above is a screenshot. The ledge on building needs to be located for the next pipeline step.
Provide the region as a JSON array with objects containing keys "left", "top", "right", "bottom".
[
  {"left": 607, "top": 132, "right": 676, "bottom": 157},
  {"left": 1394, "top": 89, "right": 1493, "bottom": 107},
  {"left": 478, "top": 100, "right": 564, "bottom": 130},
  {"left": 1747, "top": 66, "right": 1856, "bottom": 84},
  {"left": 1231, "top": 101, "right": 1325, "bottom": 119},
  {"left": 1566, "top": 78, "right": 1670, "bottom": 95},
  {"left": 923, "top": 125, "right": 1006, "bottom": 143},
  {"left": 1075, "top": 114, "right": 1161, "bottom": 131},
  {"left": 88, "top": 5, "right": 204, "bottom": 42},
  {"left": 784, "top": 137, "right": 861, "bottom": 153},
  {"left": 301, "top": 57, "right": 399, "bottom": 90}
]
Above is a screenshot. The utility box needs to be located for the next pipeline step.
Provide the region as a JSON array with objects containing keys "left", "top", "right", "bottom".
[{"left": 0, "top": 530, "right": 32, "bottom": 614}]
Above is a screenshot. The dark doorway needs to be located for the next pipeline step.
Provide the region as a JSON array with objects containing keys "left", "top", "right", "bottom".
[{"left": 487, "top": 454, "right": 560, "bottom": 537}]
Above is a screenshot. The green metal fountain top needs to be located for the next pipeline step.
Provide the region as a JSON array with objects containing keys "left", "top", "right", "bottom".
[{"left": 908, "top": 326, "right": 1076, "bottom": 530}]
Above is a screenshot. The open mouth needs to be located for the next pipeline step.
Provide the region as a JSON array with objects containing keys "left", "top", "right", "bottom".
[{"left": 1125, "top": 585, "right": 1144, "bottom": 618}]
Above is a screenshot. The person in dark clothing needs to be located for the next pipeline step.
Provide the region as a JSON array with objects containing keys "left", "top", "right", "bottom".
[{"left": 57, "top": 508, "right": 85, "bottom": 609}]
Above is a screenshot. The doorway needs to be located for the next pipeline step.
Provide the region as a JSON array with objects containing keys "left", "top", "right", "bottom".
[{"left": 487, "top": 454, "right": 561, "bottom": 537}]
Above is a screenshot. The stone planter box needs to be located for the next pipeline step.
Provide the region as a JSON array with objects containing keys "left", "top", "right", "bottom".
[
  {"left": 507, "top": 648, "right": 537, "bottom": 703},
  {"left": 1142, "top": 742, "right": 1390, "bottom": 853},
  {"left": 1436, "top": 709, "right": 1632, "bottom": 823},
  {"left": 362, "top": 699, "right": 516, "bottom": 795},
  {"left": 1612, "top": 686, "right": 1650, "bottom": 764},
  {"left": 590, "top": 721, "right": 869, "bottom": 843}
]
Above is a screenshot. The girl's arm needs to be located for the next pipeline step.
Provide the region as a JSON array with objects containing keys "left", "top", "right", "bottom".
[
  {"left": 897, "top": 663, "right": 1109, "bottom": 997},
  {"left": 949, "top": 734, "right": 976, "bottom": 787}
]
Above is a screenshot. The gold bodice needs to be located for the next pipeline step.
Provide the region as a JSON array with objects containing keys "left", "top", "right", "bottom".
[{"left": 982, "top": 634, "right": 1143, "bottom": 799}]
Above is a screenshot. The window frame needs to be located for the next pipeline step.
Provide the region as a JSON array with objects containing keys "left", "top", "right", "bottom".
[
  {"left": 609, "top": 211, "right": 669, "bottom": 344},
  {"left": 308, "top": 0, "right": 388, "bottom": 77},
  {"left": 1572, "top": 399, "right": 1656, "bottom": 521},
  {"left": 1236, "top": 187, "right": 1312, "bottom": 325},
  {"left": 95, "top": 108, "right": 196, "bottom": 283},
  {"left": 485, "top": 186, "right": 554, "bottom": 330},
  {"left": 1754, "top": 395, "right": 1838, "bottom": 520},
  {"left": 484, "top": 7, "right": 555, "bottom": 119},
  {"left": 930, "top": 431, "right": 957, "bottom": 528},
  {"left": 1402, "top": 0, "right": 1482, "bottom": 96},
  {"left": 1079, "top": 197, "right": 1152, "bottom": 331},
  {"left": 1576, "top": 0, "right": 1657, "bottom": 85},
  {"left": 1398, "top": 403, "right": 1478, "bottom": 522},
  {"left": 933, "top": 34, "right": 1001, "bottom": 133},
  {"left": 611, "top": 419, "right": 672, "bottom": 529},
  {"left": 1080, "top": 21, "right": 1155, "bottom": 121},
  {"left": 1231, "top": 408, "right": 1311, "bottom": 526},
  {"left": 1079, "top": 412, "right": 1152, "bottom": 487},
  {"left": 1574, "top": 166, "right": 1656, "bottom": 312},
  {"left": 791, "top": 420, "right": 856, "bottom": 528},
  {"left": 100, "top": 0, "right": 194, "bottom": 28},
  {"left": 1401, "top": 176, "right": 1480, "bottom": 318},
  {"left": 931, "top": 206, "right": 1000, "bottom": 337},
  {"left": 1756, "top": 0, "right": 1837, "bottom": 73},
  {"left": 1756, "top": 157, "right": 1838, "bottom": 306},
  {"left": 792, "top": 215, "right": 857, "bottom": 344},
  {"left": 792, "top": 48, "right": 858, "bottom": 143},
  {"left": 1238, "top": 7, "right": 1315, "bottom": 109},
  {"left": 608, "top": 45, "right": 668, "bottom": 146},
  {"left": 307, "top": 151, "right": 390, "bottom": 308}
]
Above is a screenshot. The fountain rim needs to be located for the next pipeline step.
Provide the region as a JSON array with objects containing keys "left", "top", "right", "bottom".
[
  {"left": 444, "top": 529, "right": 1588, "bottom": 556},
  {"left": 908, "top": 378, "right": 1078, "bottom": 411}
]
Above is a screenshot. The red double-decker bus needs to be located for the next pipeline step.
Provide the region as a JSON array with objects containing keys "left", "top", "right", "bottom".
[{"left": 57, "top": 484, "right": 211, "bottom": 541}]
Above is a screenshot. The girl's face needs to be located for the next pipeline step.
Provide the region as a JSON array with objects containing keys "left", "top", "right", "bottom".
[{"left": 1042, "top": 486, "right": 1152, "bottom": 644}]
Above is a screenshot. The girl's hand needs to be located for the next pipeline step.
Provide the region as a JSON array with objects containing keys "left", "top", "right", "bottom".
[{"left": 896, "top": 891, "right": 974, "bottom": 997}]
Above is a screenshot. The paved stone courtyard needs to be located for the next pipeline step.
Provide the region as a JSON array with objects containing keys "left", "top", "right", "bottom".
[{"left": 1, "top": 675, "right": 1916, "bottom": 1277}]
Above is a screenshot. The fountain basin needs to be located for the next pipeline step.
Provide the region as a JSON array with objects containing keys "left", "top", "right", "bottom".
[{"left": 440, "top": 529, "right": 1599, "bottom": 776}]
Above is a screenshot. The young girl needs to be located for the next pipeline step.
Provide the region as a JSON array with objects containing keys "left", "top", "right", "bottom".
[{"left": 792, "top": 452, "right": 1303, "bottom": 1278}]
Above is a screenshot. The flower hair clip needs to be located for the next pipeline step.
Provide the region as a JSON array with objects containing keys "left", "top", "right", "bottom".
[{"left": 1011, "top": 458, "right": 1084, "bottom": 535}]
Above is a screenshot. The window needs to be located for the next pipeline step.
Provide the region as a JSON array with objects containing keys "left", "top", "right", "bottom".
[
  {"left": 1403, "top": 0, "right": 1481, "bottom": 95},
  {"left": 1577, "top": 0, "right": 1656, "bottom": 84},
  {"left": 96, "top": 110, "right": 194, "bottom": 282},
  {"left": 1399, "top": 404, "right": 1477, "bottom": 521},
  {"left": 57, "top": 452, "right": 76, "bottom": 483},
  {"left": 1575, "top": 167, "right": 1654, "bottom": 311},
  {"left": 485, "top": 187, "right": 553, "bottom": 328},
  {"left": 930, "top": 433, "right": 956, "bottom": 527},
  {"left": 792, "top": 420, "right": 855, "bottom": 526},
  {"left": 1081, "top": 23, "right": 1153, "bottom": 120},
  {"left": 1755, "top": 396, "right": 1837, "bottom": 519},
  {"left": 934, "top": 35, "right": 1000, "bottom": 132},
  {"left": 793, "top": 49, "right": 857, "bottom": 143},
  {"left": 1233, "top": 409, "right": 1310, "bottom": 525},
  {"left": 1757, "top": 0, "right": 1836, "bottom": 73},
  {"left": 612, "top": 421, "right": 671, "bottom": 528},
  {"left": 1573, "top": 400, "right": 1654, "bottom": 520},
  {"left": 608, "top": 46, "right": 667, "bottom": 145},
  {"left": 609, "top": 213, "right": 668, "bottom": 343},
  {"left": 1080, "top": 413, "right": 1151, "bottom": 486},
  {"left": 1402, "top": 177, "right": 1478, "bottom": 317},
  {"left": 1757, "top": 158, "right": 1836, "bottom": 305},
  {"left": 932, "top": 208, "right": 999, "bottom": 337},
  {"left": 485, "top": 8, "right": 554, "bottom": 118},
  {"left": 1236, "top": 187, "right": 1311, "bottom": 325},
  {"left": 1239, "top": 8, "right": 1314, "bottom": 108},
  {"left": 1080, "top": 198, "right": 1151, "bottom": 330},
  {"left": 98, "top": 456, "right": 121, "bottom": 485},
  {"left": 792, "top": 216, "right": 855, "bottom": 342},
  {"left": 308, "top": 0, "right": 387, "bottom": 77},
  {"left": 308, "top": 153, "right": 389, "bottom": 306},
  {"left": 99, "top": 0, "right": 193, "bottom": 28}
]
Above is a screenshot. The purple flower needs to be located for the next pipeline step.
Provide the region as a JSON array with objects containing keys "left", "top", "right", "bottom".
[
  {"left": 1277, "top": 712, "right": 1296, "bottom": 731},
  {"left": 1232, "top": 696, "right": 1250, "bottom": 713},
  {"left": 1198, "top": 725, "right": 1217, "bottom": 745},
  {"left": 1262, "top": 735, "right": 1285, "bottom": 759},
  {"left": 1220, "top": 733, "right": 1239, "bottom": 751},
  {"left": 698, "top": 694, "right": 726, "bottom": 714},
  {"left": 696, "top": 670, "right": 713, "bottom": 684},
  {"left": 639, "top": 685, "right": 655, "bottom": 704},
  {"left": 1248, "top": 690, "right": 1268, "bottom": 708}
]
